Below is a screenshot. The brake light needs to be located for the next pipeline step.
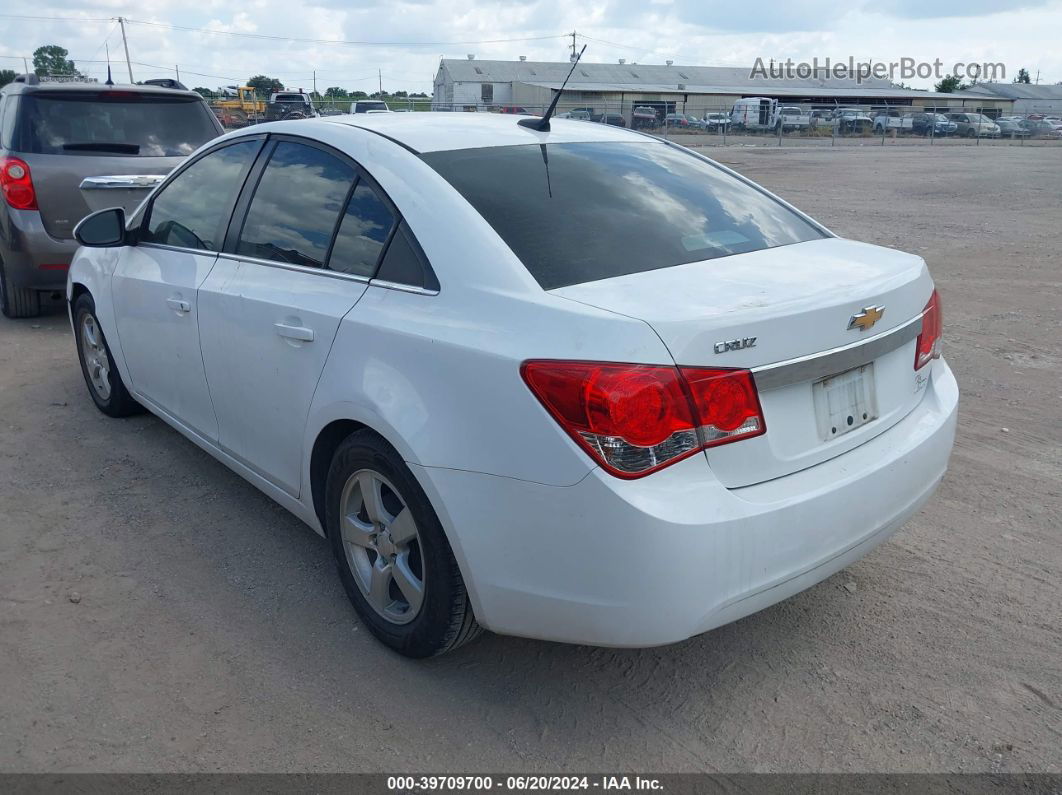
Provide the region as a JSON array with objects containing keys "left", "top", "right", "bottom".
[
  {"left": 914, "top": 289, "right": 943, "bottom": 370},
  {"left": 521, "top": 360, "right": 765, "bottom": 478},
  {"left": 0, "top": 157, "right": 37, "bottom": 210}
]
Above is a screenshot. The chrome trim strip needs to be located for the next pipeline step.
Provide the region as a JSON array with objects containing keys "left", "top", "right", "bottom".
[
  {"left": 368, "top": 278, "right": 439, "bottom": 296},
  {"left": 751, "top": 313, "right": 924, "bottom": 390},
  {"left": 80, "top": 175, "right": 167, "bottom": 190},
  {"left": 213, "top": 252, "right": 371, "bottom": 284}
]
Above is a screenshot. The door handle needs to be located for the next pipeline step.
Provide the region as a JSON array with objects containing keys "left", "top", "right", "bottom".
[
  {"left": 274, "top": 322, "right": 314, "bottom": 342},
  {"left": 166, "top": 297, "right": 191, "bottom": 313}
]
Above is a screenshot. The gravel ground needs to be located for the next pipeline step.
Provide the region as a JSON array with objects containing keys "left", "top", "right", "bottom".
[{"left": 0, "top": 145, "right": 1059, "bottom": 774}]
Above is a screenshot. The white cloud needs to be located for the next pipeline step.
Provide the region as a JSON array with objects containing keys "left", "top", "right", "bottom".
[{"left": 1, "top": 0, "right": 1059, "bottom": 91}]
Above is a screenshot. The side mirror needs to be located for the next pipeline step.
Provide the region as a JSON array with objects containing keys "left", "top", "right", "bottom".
[{"left": 74, "top": 207, "right": 127, "bottom": 248}]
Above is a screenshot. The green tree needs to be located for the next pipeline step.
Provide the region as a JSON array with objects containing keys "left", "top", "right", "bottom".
[
  {"left": 192, "top": 87, "right": 214, "bottom": 99},
  {"left": 0, "top": 69, "right": 16, "bottom": 88},
  {"left": 247, "top": 75, "right": 284, "bottom": 96},
  {"left": 33, "top": 45, "right": 80, "bottom": 78},
  {"left": 934, "top": 75, "right": 967, "bottom": 93},
  {"left": 350, "top": 90, "right": 368, "bottom": 100},
  {"left": 324, "top": 86, "right": 348, "bottom": 98},
  {"left": 1014, "top": 68, "right": 1031, "bottom": 84}
]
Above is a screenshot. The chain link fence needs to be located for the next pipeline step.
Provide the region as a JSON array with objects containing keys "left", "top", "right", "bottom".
[{"left": 420, "top": 99, "right": 1062, "bottom": 148}]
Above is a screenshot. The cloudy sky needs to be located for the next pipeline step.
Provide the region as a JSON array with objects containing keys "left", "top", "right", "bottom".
[{"left": 1, "top": 0, "right": 1059, "bottom": 94}]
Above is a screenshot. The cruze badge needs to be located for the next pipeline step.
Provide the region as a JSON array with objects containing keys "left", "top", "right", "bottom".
[
  {"left": 714, "top": 337, "right": 757, "bottom": 354},
  {"left": 848, "top": 305, "right": 885, "bottom": 332}
]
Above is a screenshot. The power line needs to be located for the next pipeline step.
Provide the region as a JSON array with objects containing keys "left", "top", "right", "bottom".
[
  {"left": 0, "top": 13, "right": 112, "bottom": 23},
  {"left": 120, "top": 18, "right": 570, "bottom": 48}
]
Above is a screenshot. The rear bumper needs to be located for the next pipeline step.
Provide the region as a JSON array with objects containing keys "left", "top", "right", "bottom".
[
  {"left": 414, "top": 358, "right": 958, "bottom": 647},
  {"left": 0, "top": 208, "right": 75, "bottom": 291}
]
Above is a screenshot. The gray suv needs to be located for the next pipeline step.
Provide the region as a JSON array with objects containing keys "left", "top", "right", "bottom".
[{"left": 0, "top": 75, "right": 223, "bottom": 317}]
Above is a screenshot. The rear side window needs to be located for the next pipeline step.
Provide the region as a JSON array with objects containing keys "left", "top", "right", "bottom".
[
  {"left": 143, "top": 139, "right": 260, "bottom": 250},
  {"left": 14, "top": 93, "right": 220, "bottom": 157},
  {"left": 421, "top": 141, "right": 826, "bottom": 290},
  {"left": 328, "top": 181, "right": 396, "bottom": 277},
  {"left": 375, "top": 221, "right": 439, "bottom": 291},
  {"left": 237, "top": 141, "right": 355, "bottom": 268},
  {"left": 0, "top": 96, "right": 18, "bottom": 150}
]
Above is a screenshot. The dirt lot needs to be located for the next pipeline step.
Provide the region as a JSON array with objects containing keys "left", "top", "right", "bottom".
[{"left": 1, "top": 145, "right": 1059, "bottom": 774}]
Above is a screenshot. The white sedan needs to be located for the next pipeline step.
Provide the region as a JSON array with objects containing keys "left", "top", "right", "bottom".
[{"left": 67, "top": 113, "right": 958, "bottom": 657}]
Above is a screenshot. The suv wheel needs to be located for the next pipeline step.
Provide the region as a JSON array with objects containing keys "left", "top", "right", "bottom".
[
  {"left": 325, "top": 429, "right": 482, "bottom": 657},
  {"left": 0, "top": 258, "right": 41, "bottom": 319},
  {"left": 73, "top": 293, "right": 142, "bottom": 417}
]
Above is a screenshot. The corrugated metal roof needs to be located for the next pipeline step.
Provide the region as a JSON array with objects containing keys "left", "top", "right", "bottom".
[
  {"left": 440, "top": 59, "right": 963, "bottom": 100},
  {"left": 958, "top": 83, "right": 1062, "bottom": 100}
]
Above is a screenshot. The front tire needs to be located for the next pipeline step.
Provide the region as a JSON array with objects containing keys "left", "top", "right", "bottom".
[
  {"left": 73, "top": 293, "right": 142, "bottom": 417},
  {"left": 325, "top": 429, "right": 482, "bottom": 657}
]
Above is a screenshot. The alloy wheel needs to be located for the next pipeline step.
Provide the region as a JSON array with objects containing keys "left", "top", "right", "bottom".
[
  {"left": 339, "top": 469, "right": 425, "bottom": 624},
  {"left": 80, "top": 314, "right": 111, "bottom": 401}
]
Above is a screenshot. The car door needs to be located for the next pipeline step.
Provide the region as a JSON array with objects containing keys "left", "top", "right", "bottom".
[
  {"left": 198, "top": 137, "right": 399, "bottom": 496},
  {"left": 112, "top": 137, "right": 264, "bottom": 441}
]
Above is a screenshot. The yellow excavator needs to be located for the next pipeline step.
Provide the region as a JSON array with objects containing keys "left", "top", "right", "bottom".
[{"left": 211, "top": 87, "right": 267, "bottom": 127}]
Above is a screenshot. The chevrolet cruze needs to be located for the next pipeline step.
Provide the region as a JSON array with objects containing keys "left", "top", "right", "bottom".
[{"left": 67, "top": 113, "right": 958, "bottom": 657}]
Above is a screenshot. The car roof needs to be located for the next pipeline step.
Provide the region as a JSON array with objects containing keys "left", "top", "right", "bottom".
[
  {"left": 1, "top": 79, "right": 202, "bottom": 101},
  {"left": 317, "top": 111, "right": 653, "bottom": 153}
]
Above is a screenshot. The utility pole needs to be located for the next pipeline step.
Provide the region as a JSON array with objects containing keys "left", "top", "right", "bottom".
[
  {"left": 378, "top": 69, "right": 383, "bottom": 98},
  {"left": 22, "top": 56, "right": 29, "bottom": 75},
  {"left": 175, "top": 64, "right": 180, "bottom": 83},
  {"left": 313, "top": 69, "right": 316, "bottom": 98},
  {"left": 571, "top": 31, "right": 577, "bottom": 60},
  {"left": 117, "top": 17, "right": 134, "bottom": 83}
]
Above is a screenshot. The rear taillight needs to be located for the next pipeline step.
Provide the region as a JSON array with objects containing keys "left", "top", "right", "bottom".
[
  {"left": 914, "top": 289, "right": 943, "bottom": 370},
  {"left": 521, "top": 360, "right": 765, "bottom": 478},
  {"left": 0, "top": 157, "right": 38, "bottom": 211}
]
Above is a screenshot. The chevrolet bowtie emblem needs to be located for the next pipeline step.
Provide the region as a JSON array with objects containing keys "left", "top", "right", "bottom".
[{"left": 848, "top": 305, "right": 885, "bottom": 332}]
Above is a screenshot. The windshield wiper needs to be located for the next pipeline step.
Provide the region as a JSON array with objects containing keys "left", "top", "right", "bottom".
[{"left": 62, "top": 142, "right": 141, "bottom": 154}]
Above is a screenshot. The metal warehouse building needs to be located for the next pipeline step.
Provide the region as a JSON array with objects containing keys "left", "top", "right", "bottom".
[
  {"left": 957, "top": 83, "right": 1062, "bottom": 116},
  {"left": 433, "top": 58, "right": 1008, "bottom": 118}
]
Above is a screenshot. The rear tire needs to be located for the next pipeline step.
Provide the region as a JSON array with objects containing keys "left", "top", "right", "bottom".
[
  {"left": 73, "top": 293, "right": 142, "bottom": 417},
  {"left": 326, "top": 429, "right": 482, "bottom": 657},
  {"left": 0, "top": 258, "right": 41, "bottom": 319}
]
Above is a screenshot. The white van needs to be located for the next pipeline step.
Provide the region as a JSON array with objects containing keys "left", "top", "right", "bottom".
[{"left": 731, "top": 97, "right": 777, "bottom": 131}]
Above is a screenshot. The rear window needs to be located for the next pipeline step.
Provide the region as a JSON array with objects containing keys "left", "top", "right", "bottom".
[
  {"left": 354, "top": 101, "right": 388, "bottom": 113},
  {"left": 14, "top": 93, "right": 219, "bottom": 157},
  {"left": 421, "top": 141, "right": 826, "bottom": 290}
]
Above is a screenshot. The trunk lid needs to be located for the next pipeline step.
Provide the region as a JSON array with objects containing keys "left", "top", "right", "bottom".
[
  {"left": 552, "top": 237, "right": 935, "bottom": 487},
  {"left": 12, "top": 89, "right": 221, "bottom": 239},
  {"left": 26, "top": 153, "right": 178, "bottom": 239}
]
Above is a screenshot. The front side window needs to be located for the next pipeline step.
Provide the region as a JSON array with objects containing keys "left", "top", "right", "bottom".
[
  {"left": 328, "top": 180, "right": 396, "bottom": 276},
  {"left": 143, "top": 139, "right": 260, "bottom": 250},
  {"left": 421, "top": 141, "right": 826, "bottom": 290},
  {"left": 237, "top": 141, "right": 355, "bottom": 268}
]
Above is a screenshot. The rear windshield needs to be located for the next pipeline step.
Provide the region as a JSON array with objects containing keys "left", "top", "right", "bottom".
[
  {"left": 14, "top": 93, "right": 219, "bottom": 157},
  {"left": 354, "top": 101, "right": 388, "bottom": 113},
  {"left": 421, "top": 141, "right": 826, "bottom": 289}
]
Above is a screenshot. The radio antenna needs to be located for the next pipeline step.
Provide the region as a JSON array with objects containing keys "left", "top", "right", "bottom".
[{"left": 519, "top": 44, "right": 586, "bottom": 132}]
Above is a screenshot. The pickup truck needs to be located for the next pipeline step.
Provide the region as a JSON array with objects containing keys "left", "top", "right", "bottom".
[
  {"left": 632, "top": 106, "right": 659, "bottom": 129},
  {"left": 265, "top": 91, "right": 317, "bottom": 121},
  {"left": 774, "top": 106, "right": 810, "bottom": 131},
  {"left": 872, "top": 112, "right": 914, "bottom": 134}
]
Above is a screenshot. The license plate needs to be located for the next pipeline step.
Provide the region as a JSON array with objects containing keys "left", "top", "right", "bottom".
[{"left": 814, "top": 364, "right": 877, "bottom": 441}]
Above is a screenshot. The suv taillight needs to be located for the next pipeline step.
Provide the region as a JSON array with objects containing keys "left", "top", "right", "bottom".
[
  {"left": 521, "top": 360, "right": 765, "bottom": 478},
  {"left": 0, "top": 157, "right": 38, "bottom": 211},
  {"left": 914, "top": 289, "right": 943, "bottom": 370}
]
